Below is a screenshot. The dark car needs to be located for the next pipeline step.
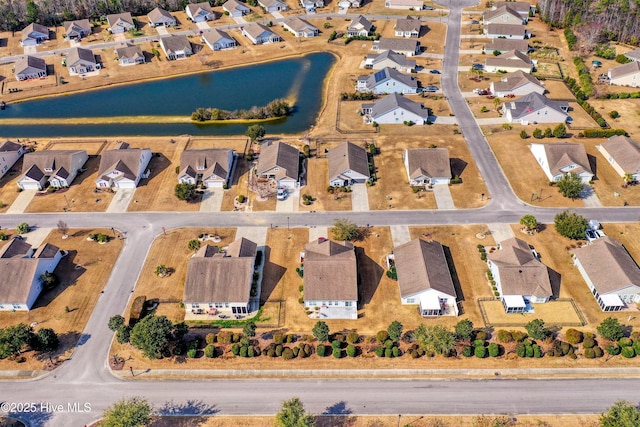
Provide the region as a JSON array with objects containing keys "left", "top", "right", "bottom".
[
  {"left": 424, "top": 5, "right": 435, "bottom": 9},
  {"left": 472, "top": 63, "right": 484, "bottom": 70},
  {"left": 422, "top": 85, "right": 439, "bottom": 92},
  {"left": 429, "top": 69, "right": 441, "bottom": 74}
]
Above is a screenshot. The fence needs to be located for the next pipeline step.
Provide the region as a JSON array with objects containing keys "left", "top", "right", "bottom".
[{"left": 477, "top": 297, "right": 587, "bottom": 328}]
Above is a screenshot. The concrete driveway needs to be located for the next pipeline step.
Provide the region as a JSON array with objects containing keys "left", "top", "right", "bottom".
[
  {"left": 6, "top": 190, "right": 36, "bottom": 214},
  {"left": 106, "top": 188, "right": 135, "bottom": 213},
  {"left": 350, "top": 184, "right": 370, "bottom": 211},
  {"left": 200, "top": 188, "right": 224, "bottom": 212},
  {"left": 433, "top": 184, "right": 455, "bottom": 209}
]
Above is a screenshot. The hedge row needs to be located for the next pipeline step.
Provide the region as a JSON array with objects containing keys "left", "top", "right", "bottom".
[{"left": 578, "top": 128, "right": 627, "bottom": 138}]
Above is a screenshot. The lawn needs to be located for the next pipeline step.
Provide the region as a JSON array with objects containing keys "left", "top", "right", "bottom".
[
  {"left": 587, "top": 98, "right": 640, "bottom": 138},
  {"left": 479, "top": 300, "right": 585, "bottom": 328},
  {"left": 0, "top": 157, "right": 24, "bottom": 213},
  {"left": 300, "top": 156, "right": 353, "bottom": 212}
]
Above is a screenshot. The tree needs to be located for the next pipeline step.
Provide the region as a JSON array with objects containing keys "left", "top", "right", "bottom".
[
  {"left": 245, "top": 124, "right": 266, "bottom": 142},
  {"left": 243, "top": 321, "right": 257, "bottom": 338},
  {"left": 330, "top": 218, "right": 359, "bottom": 241},
  {"left": 172, "top": 322, "right": 189, "bottom": 342},
  {"left": 492, "top": 97, "right": 501, "bottom": 111},
  {"left": 600, "top": 400, "right": 640, "bottom": 427},
  {"left": 413, "top": 324, "right": 456, "bottom": 355},
  {"left": 554, "top": 211, "right": 588, "bottom": 240},
  {"left": 519, "top": 214, "right": 538, "bottom": 231},
  {"left": 525, "top": 319, "right": 550, "bottom": 340},
  {"left": 188, "top": 239, "right": 201, "bottom": 252},
  {"left": 25, "top": 0, "right": 39, "bottom": 23},
  {"left": 597, "top": 317, "right": 624, "bottom": 341},
  {"left": 33, "top": 328, "right": 59, "bottom": 353},
  {"left": 16, "top": 222, "right": 30, "bottom": 234},
  {"left": 102, "top": 397, "right": 153, "bottom": 427},
  {"left": 275, "top": 397, "right": 314, "bottom": 427},
  {"left": 454, "top": 319, "right": 474, "bottom": 341},
  {"left": 57, "top": 220, "right": 69, "bottom": 237},
  {"left": 108, "top": 315, "right": 125, "bottom": 332},
  {"left": 154, "top": 264, "right": 169, "bottom": 277},
  {"left": 387, "top": 320, "right": 403, "bottom": 341},
  {"left": 129, "top": 315, "right": 174, "bottom": 359},
  {"left": 312, "top": 321, "right": 330, "bottom": 343},
  {"left": 175, "top": 183, "right": 197, "bottom": 201},
  {"left": 39, "top": 271, "right": 58, "bottom": 288},
  {"left": 556, "top": 173, "right": 585, "bottom": 199},
  {"left": 0, "top": 323, "right": 32, "bottom": 359},
  {"left": 532, "top": 128, "right": 543, "bottom": 139},
  {"left": 553, "top": 123, "right": 567, "bottom": 138},
  {"left": 519, "top": 130, "right": 529, "bottom": 139}
]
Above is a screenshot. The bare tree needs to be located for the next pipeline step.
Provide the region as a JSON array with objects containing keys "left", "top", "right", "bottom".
[{"left": 57, "top": 220, "right": 68, "bottom": 238}]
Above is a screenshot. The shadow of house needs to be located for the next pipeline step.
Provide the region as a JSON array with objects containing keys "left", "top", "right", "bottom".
[
  {"left": 442, "top": 244, "right": 465, "bottom": 303},
  {"left": 259, "top": 246, "right": 286, "bottom": 303},
  {"left": 355, "top": 246, "right": 383, "bottom": 306},
  {"left": 138, "top": 153, "right": 170, "bottom": 187},
  {"left": 587, "top": 153, "right": 597, "bottom": 179},
  {"left": 450, "top": 157, "right": 468, "bottom": 178},
  {"left": 30, "top": 250, "right": 86, "bottom": 310},
  {"left": 547, "top": 266, "right": 561, "bottom": 299},
  {"left": 418, "top": 25, "right": 431, "bottom": 38},
  {"left": 191, "top": 42, "right": 205, "bottom": 54},
  {"left": 0, "top": 38, "right": 7, "bottom": 48},
  {"left": 231, "top": 157, "right": 252, "bottom": 186},
  {"left": 157, "top": 400, "right": 218, "bottom": 416}
]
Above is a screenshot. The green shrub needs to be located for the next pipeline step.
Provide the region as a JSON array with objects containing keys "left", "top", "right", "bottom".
[
  {"left": 375, "top": 346, "right": 385, "bottom": 357},
  {"left": 346, "top": 332, "right": 359, "bottom": 344},
  {"left": 231, "top": 343, "right": 240, "bottom": 355},
  {"left": 621, "top": 346, "right": 636, "bottom": 358},
  {"left": 204, "top": 344, "right": 216, "bottom": 358},
  {"left": 129, "top": 296, "right": 146, "bottom": 326},
  {"left": 533, "top": 344, "right": 542, "bottom": 358},
  {"left": 275, "top": 344, "right": 283, "bottom": 357},
  {"left": 583, "top": 336, "right": 596, "bottom": 349},
  {"left": 474, "top": 346, "right": 486, "bottom": 358},
  {"left": 273, "top": 332, "right": 284, "bottom": 344},
  {"left": 564, "top": 28, "right": 577, "bottom": 50},
  {"left": 609, "top": 110, "right": 620, "bottom": 119},
  {"left": 384, "top": 348, "right": 393, "bottom": 358},
  {"left": 282, "top": 347, "right": 294, "bottom": 360},
  {"left": 346, "top": 344, "right": 357, "bottom": 357},
  {"left": 560, "top": 342, "right": 572, "bottom": 356},
  {"left": 606, "top": 344, "right": 621, "bottom": 356},
  {"left": 384, "top": 339, "right": 394, "bottom": 349},
  {"left": 497, "top": 330, "right": 513, "bottom": 343},
  {"left": 633, "top": 341, "right": 640, "bottom": 355},
  {"left": 317, "top": 344, "right": 327, "bottom": 357},
  {"left": 186, "top": 348, "right": 197, "bottom": 358},
  {"left": 525, "top": 345, "right": 534, "bottom": 358},
  {"left": 473, "top": 339, "right": 486, "bottom": 348},
  {"left": 618, "top": 337, "right": 633, "bottom": 347},
  {"left": 239, "top": 346, "right": 248, "bottom": 357},
  {"left": 594, "top": 346, "right": 604, "bottom": 358},
  {"left": 332, "top": 347, "right": 342, "bottom": 358},
  {"left": 488, "top": 342, "right": 499, "bottom": 357},
  {"left": 392, "top": 347, "right": 400, "bottom": 357},
  {"left": 462, "top": 346, "right": 473, "bottom": 357},
  {"left": 516, "top": 343, "right": 526, "bottom": 357},
  {"left": 332, "top": 340, "right": 341, "bottom": 350},
  {"left": 582, "top": 128, "right": 627, "bottom": 138},
  {"left": 512, "top": 331, "right": 527, "bottom": 342},
  {"left": 376, "top": 330, "right": 389, "bottom": 343},
  {"left": 474, "top": 331, "right": 488, "bottom": 341},
  {"left": 584, "top": 348, "right": 595, "bottom": 359},
  {"left": 248, "top": 346, "right": 256, "bottom": 357},
  {"left": 565, "top": 328, "right": 583, "bottom": 344},
  {"left": 205, "top": 333, "right": 215, "bottom": 344}
]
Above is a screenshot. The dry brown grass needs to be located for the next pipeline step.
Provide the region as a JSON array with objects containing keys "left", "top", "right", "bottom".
[
  {"left": 480, "top": 300, "right": 584, "bottom": 326},
  {"left": 588, "top": 98, "right": 640, "bottom": 138},
  {"left": 301, "top": 157, "right": 353, "bottom": 211},
  {"left": 457, "top": 72, "right": 501, "bottom": 92},
  {"left": 543, "top": 80, "right": 576, "bottom": 100},
  {"left": 0, "top": 157, "right": 24, "bottom": 213}
]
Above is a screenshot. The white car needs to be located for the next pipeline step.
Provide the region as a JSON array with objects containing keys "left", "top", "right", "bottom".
[{"left": 277, "top": 187, "right": 288, "bottom": 201}]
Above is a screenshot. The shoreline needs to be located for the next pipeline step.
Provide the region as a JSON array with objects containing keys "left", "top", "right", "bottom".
[{"left": 0, "top": 115, "right": 290, "bottom": 126}]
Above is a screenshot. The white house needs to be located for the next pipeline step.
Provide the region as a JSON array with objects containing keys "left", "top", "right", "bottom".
[
  {"left": 303, "top": 239, "right": 358, "bottom": 320},
  {"left": 0, "top": 141, "right": 26, "bottom": 179},
  {"left": 258, "top": 0, "right": 289, "bottom": 12},
  {"left": 490, "top": 70, "right": 545, "bottom": 97},
  {"left": 385, "top": 0, "right": 424, "bottom": 10},
  {"left": 282, "top": 17, "right": 319, "bottom": 38},
  {"left": 403, "top": 148, "right": 451, "bottom": 187},
  {"left": 493, "top": 1, "right": 535, "bottom": 19},
  {"left": 484, "top": 23, "right": 528, "bottom": 39},
  {"left": 186, "top": 2, "right": 215, "bottom": 22},
  {"left": 530, "top": 142, "right": 594, "bottom": 183},
  {"left": 327, "top": 142, "right": 370, "bottom": 187},
  {"left": 202, "top": 29, "right": 237, "bottom": 51},
  {"left": 608, "top": 61, "right": 640, "bottom": 87},
  {"left": 364, "top": 50, "right": 416, "bottom": 72},
  {"left": 107, "top": 12, "right": 135, "bottom": 34},
  {"left": 18, "top": 150, "right": 88, "bottom": 190},
  {"left": 357, "top": 67, "right": 418, "bottom": 94},
  {"left": 242, "top": 23, "right": 281, "bottom": 45},
  {"left": 95, "top": 142, "right": 152, "bottom": 189},
  {"left": 348, "top": 15, "right": 374, "bottom": 37},
  {"left": 625, "top": 47, "right": 640, "bottom": 62},
  {"left": 485, "top": 49, "right": 534, "bottom": 73},
  {"left": 393, "top": 239, "right": 458, "bottom": 316},
  {"left": 483, "top": 5, "right": 525, "bottom": 25},
  {"left": 300, "top": 0, "right": 324, "bottom": 12},
  {"left": 574, "top": 237, "right": 640, "bottom": 312},
  {"left": 372, "top": 38, "right": 420, "bottom": 57},
  {"left": 20, "top": 23, "right": 49, "bottom": 46},
  {"left": 488, "top": 238, "right": 553, "bottom": 313},
  {"left": 394, "top": 16, "right": 421, "bottom": 38},
  {"left": 63, "top": 19, "right": 92, "bottom": 40},
  {"left": 116, "top": 45, "right": 145, "bottom": 66},
  {"left": 179, "top": 148, "right": 235, "bottom": 188},
  {"left": 66, "top": 47, "right": 98, "bottom": 75},
  {"left": 223, "top": 0, "right": 251, "bottom": 17},
  {"left": 361, "top": 93, "right": 430, "bottom": 125},
  {"left": 597, "top": 135, "right": 640, "bottom": 182},
  {"left": 147, "top": 7, "right": 177, "bottom": 27},
  {"left": 256, "top": 141, "right": 300, "bottom": 189},
  {"left": 15, "top": 56, "right": 47, "bottom": 81},
  {"left": 0, "top": 240, "right": 63, "bottom": 311},
  {"left": 502, "top": 92, "right": 569, "bottom": 124},
  {"left": 160, "top": 35, "right": 193, "bottom": 60}
]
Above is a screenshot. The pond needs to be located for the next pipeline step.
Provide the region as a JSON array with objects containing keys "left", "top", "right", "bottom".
[{"left": 0, "top": 52, "right": 336, "bottom": 137}]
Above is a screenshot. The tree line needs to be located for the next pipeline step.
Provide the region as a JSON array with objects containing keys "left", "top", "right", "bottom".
[{"left": 191, "top": 99, "right": 291, "bottom": 122}]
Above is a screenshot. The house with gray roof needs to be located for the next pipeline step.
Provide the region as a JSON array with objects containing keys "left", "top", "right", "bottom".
[
  {"left": 0, "top": 239, "right": 62, "bottom": 311},
  {"left": 608, "top": 61, "right": 640, "bottom": 87},
  {"left": 116, "top": 44, "right": 145, "bottom": 66},
  {"left": 179, "top": 148, "right": 235, "bottom": 188},
  {"left": 0, "top": 141, "right": 26, "bottom": 179},
  {"left": 484, "top": 38, "right": 530, "bottom": 54},
  {"left": 393, "top": 239, "right": 458, "bottom": 316},
  {"left": 625, "top": 47, "right": 640, "bottom": 62},
  {"left": 385, "top": 0, "right": 424, "bottom": 10},
  {"left": 372, "top": 38, "right": 420, "bottom": 57},
  {"left": 256, "top": 141, "right": 300, "bottom": 189},
  {"left": 184, "top": 237, "right": 258, "bottom": 316},
  {"left": 490, "top": 70, "right": 544, "bottom": 97},
  {"left": 186, "top": 2, "right": 215, "bottom": 22},
  {"left": 21, "top": 23, "right": 49, "bottom": 46},
  {"left": 282, "top": 17, "right": 319, "bottom": 38},
  {"left": 160, "top": 35, "right": 193, "bottom": 60},
  {"left": 502, "top": 92, "right": 569, "bottom": 124},
  {"left": 242, "top": 23, "right": 281, "bottom": 45},
  {"left": 303, "top": 238, "right": 358, "bottom": 319},
  {"left": 493, "top": 1, "right": 535, "bottom": 18},
  {"left": 18, "top": 150, "right": 88, "bottom": 190},
  {"left": 66, "top": 47, "right": 98, "bottom": 75},
  {"left": 403, "top": 148, "right": 451, "bottom": 187},
  {"left": 348, "top": 15, "right": 374, "bottom": 37},
  {"left": 148, "top": 7, "right": 176, "bottom": 27},
  {"left": 300, "top": 0, "right": 324, "bottom": 12},
  {"left": 15, "top": 55, "right": 47, "bottom": 81},
  {"left": 485, "top": 49, "right": 534, "bottom": 73},
  {"left": 202, "top": 29, "right": 237, "bottom": 51},
  {"left": 597, "top": 135, "right": 640, "bottom": 182},
  {"left": 394, "top": 16, "right": 421, "bottom": 38},
  {"left": 107, "top": 12, "right": 135, "bottom": 34},
  {"left": 364, "top": 50, "right": 416, "bottom": 73},
  {"left": 530, "top": 142, "right": 594, "bottom": 183},
  {"left": 63, "top": 19, "right": 92, "bottom": 40},
  {"left": 361, "top": 93, "right": 430, "bottom": 125},
  {"left": 488, "top": 237, "right": 553, "bottom": 313},
  {"left": 95, "top": 142, "right": 152, "bottom": 189},
  {"left": 574, "top": 236, "right": 640, "bottom": 312},
  {"left": 483, "top": 5, "right": 525, "bottom": 25},
  {"left": 223, "top": 0, "right": 251, "bottom": 17},
  {"left": 258, "top": 0, "right": 289, "bottom": 12},
  {"left": 327, "top": 142, "right": 370, "bottom": 187},
  {"left": 357, "top": 67, "right": 418, "bottom": 94},
  {"left": 484, "top": 23, "right": 528, "bottom": 39}
]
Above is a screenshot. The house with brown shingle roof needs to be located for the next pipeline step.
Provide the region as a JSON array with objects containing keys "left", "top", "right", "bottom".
[
  {"left": 597, "top": 135, "right": 640, "bottom": 182},
  {"left": 183, "top": 237, "right": 258, "bottom": 316},
  {"left": 484, "top": 23, "right": 528, "bottom": 39},
  {"left": 160, "top": 35, "right": 193, "bottom": 60},
  {"left": 256, "top": 141, "right": 300, "bottom": 189},
  {"left": 107, "top": 12, "right": 135, "bottom": 34},
  {"left": 0, "top": 239, "right": 62, "bottom": 311},
  {"left": 530, "top": 142, "right": 594, "bottom": 183},
  {"left": 483, "top": 5, "right": 525, "bottom": 25},
  {"left": 393, "top": 239, "right": 458, "bottom": 316},
  {"left": 282, "top": 17, "right": 319, "bottom": 38},
  {"left": 394, "top": 16, "right": 421, "bottom": 38},
  {"left": 178, "top": 148, "right": 235, "bottom": 188},
  {"left": 241, "top": 23, "right": 281, "bottom": 45},
  {"left": 372, "top": 38, "right": 420, "bottom": 57},
  {"left": 493, "top": 1, "right": 535, "bottom": 19},
  {"left": 95, "top": 142, "right": 152, "bottom": 189},
  {"left": 574, "top": 237, "right": 640, "bottom": 311},
  {"left": 186, "top": 2, "right": 215, "bottom": 22},
  {"left": 20, "top": 23, "right": 49, "bottom": 46},
  {"left": 63, "top": 19, "right": 92, "bottom": 40},
  {"left": 364, "top": 50, "right": 416, "bottom": 73},
  {"left": 0, "top": 141, "right": 26, "bottom": 179},
  {"left": 327, "top": 142, "right": 370, "bottom": 187},
  {"left": 302, "top": 238, "right": 358, "bottom": 319},
  {"left": 66, "top": 47, "right": 98, "bottom": 75},
  {"left": 223, "top": 0, "right": 251, "bottom": 17},
  {"left": 485, "top": 50, "right": 534, "bottom": 73},
  {"left": 202, "top": 29, "right": 237, "bottom": 51},
  {"left": 116, "top": 45, "right": 145, "bottom": 66},
  {"left": 15, "top": 56, "right": 47, "bottom": 81},
  {"left": 488, "top": 237, "right": 553, "bottom": 313},
  {"left": 403, "top": 148, "right": 451, "bottom": 187},
  {"left": 18, "top": 150, "right": 88, "bottom": 190},
  {"left": 348, "top": 15, "right": 374, "bottom": 37},
  {"left": 484, "top": 38, "right": 530, "bottom": 54},
  {"left": 490, "top": 70, "right": 544, "bottom": 97},
  {"left": 148, "top": 7, "right": 176, "bottom": 27}
]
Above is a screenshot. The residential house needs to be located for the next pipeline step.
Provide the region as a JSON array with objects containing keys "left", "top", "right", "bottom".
[
  {"left": 15, "top": 56, "right": 47, "bottom": 81},
  {"left": 186, "top": 2, "right": 215, "bottom": 22},
  {"left": 608, "top": 61, "right": 640, "bottom": 87},
  {"left": 574, "top": 237, "right": 640, "bottom": 312},
  {"left": 361, "top": 93, "right": 430, "bottom": 125},
  {"left": 493, "top": 1, "right": 535, "bottom": 19},
  {"left": 302, "top": 238, "right": 358, "bottom": 320},
  {"left": 490, "top": 70, "right": 545, "bottom": 97},
  {"left": 625, "top": 47, "right": 640, "bottom": 62},
  {"left": 339, "top": 0, "right": 362, "bottom": 9},
  {"left": 147, "top": 7, "right": 177, "bottom": 27},
  {"left": 0, "top": 239, "right": 63, "bottom": 311},
  {"left": 502, "top": 92, "right": 569, "bottom": 124},
  {"left": 223, "top": 0, "right": 251, "bottom": 17},
  {"left": 242, "top": 23, "right": 281, "bottom": 45},
  {"left": 485, "top": 49, "right": 534, "bottom": 73},
  {"left": 364, "top": 50, "right": 416, "bottom": 72},
  {"left": 115, "top": 45, "right": 145, "bottom": 66},
  {"left": 357, "top": 67, "right": 418, "bottom": 94},
  {"left": 483, "top": 5, "right": 525, "bottom": 25},
  {"left": 256, "top": 141, "right": 300, "bottom": 189},
  {"left": 484, "top": 38, "right": 530, "bottom": 54},
  {"left": 488, "top": 237, "right": 553, "bottom": 313},
  {"left": 160, "top": 35, "right": 193, "bottom": 60},
  {"left": 393, "top": 239, "right": 458, "bottom": 316},
  {"left": 282, "top": 17, "right": 319, "bottom": 38},
  {"left": 95, "top": 142, "right": 152, "bottom": 189},
  {"left": 300, "top": 0, "right": 324, "bottom": 12},
  {"left": 394, "top": 16, "right": 421, "bottom": 38},
  {"left": 20, "top": 23, "right": 49, "bottom": 46},
  {"left": 18, "top": 150, "right": 88, "bottom": 190},
  {"left": 202, "top": 29, "right": 237, "bottom": 51},
  {"left": 183, "top": 238, "right": 258, "bottom": 316},
  {"left": 385, "top": 0, "right": 424, "bottom": 10},
  {"left": 107, "top": 12, "right": 135, "bottom": 34},
  {"left": 530, "top": 142, "right": 594, "bottom": 182},
  {"left": 403, "top": 148, "right": 451, "bottom": 186},
  {"left": 597, "top": 135, "right": 640, "bottom": 182},
  {"left": 372, "top": 38, "right": 420, "bottom": 57},
  {"left": 0, "top": 141, "right": 26, "bottom": 179},
  {"left": 66, "top": 47, "right": 98, "bottom": 75},
  {"left": 484, "top": 23, "right": 528, "bottom": 39},
  {"left": 348, "top": 15, "right": 374, "bottom": 37},
  {"left": 258, "top": 0, "right": 289, "bottom": 12},
  {"left": 178, "top": 148, "right": 235, "bottom": 188},
  {"left": 63, "top": 19, "right": 92, "bottom": 40},
  {"left": 327, "top": 142, "right": 370, "bottom": 187}
]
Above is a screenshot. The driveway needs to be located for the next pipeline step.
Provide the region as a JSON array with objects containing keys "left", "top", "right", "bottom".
[
  {"left": 350, "top": 184, "right": 370, "bottom": 211},
  {"left": 488, "top": 223, "right": 515, "bottom": 243},
  {"left": 581, "top": 185, "right": 603, "bottom": 207},
  {"left": 432, "top": 184, "right": 455, "bottom": 209},
  {"left": 390, "top": 225, "right": 411, "bottom": 247},
  {"left": 6, "top": 190, "right": 36, "bottom": 214},
  {"left": 22, "top": 227, "right": 53, "bottom": 247},
  {"left": 106, "top": 188, "right": 135, "bottom": 213},
  {"left": 233, "top": 16, "right": 247, "bottom": 24},
  {"left": 275, "top": 188, "right": 299, "bottom": 212},
  {"left": 196, "top": 21, "right": 210, "bottom": 30},
  {"left": 156, "top": 26, "right": 169, "bottom": 35},
  {"left": 200, "top": 188, "right": 224, "bottom": 212},
  {"left": 271, "top": 11, "right": 284, "bottom": 19},
  {"left": 235, "top": 226, "right": 268, "bottom": 247},
  {"left": 309, "top": 226, "right": 328, "bottom": 242}
]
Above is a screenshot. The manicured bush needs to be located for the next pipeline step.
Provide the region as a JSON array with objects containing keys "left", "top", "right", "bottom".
[
  {"left": 376, "top": 330, "right": 389, "bottom": 343},
  {"left": 129, "top": 296, "right": 146, "bottom": 326},
  {"left": 392, "top": 347, "right": 400, "bottom": 357},
  {"left": 474, "top": 346, "right": 486, "bottom": 358},
  {"left": 346, "top": 344, "right": 357, "bottom": 357},
  {"left": 239, "top": 346, "right": 248, "bottom": 357},
  {"left": 525, "top": 345, "right": 534, "bottom": 358},
  {"left": 533, "top": 344, "right": 542, "bottom": 358},
  {"left": 275, "top": 344, "right": 284, "bottom": 357},
  {"left": 332, "top": 347, "right": 342, "bottom": 358},
  {"left": 292, "top": 346, "right": 300, "bottom": 357},
  {"left": 384, "top": 348, "right": 393, "bottom": 358},
  {"left": 621, "top": 346, "right": 635, "bottom": 358},
  {"left": 606, "top": 344, "right": 621, "bottom": 355},
  {"left": 474, "top": 331, "right": 488, "bottom": 341},
  {"left": 462, "top": 346, "right": 473, "bottom": 357},
  {"left": 584, "top": 348, "right": 595, "bottom": 359},
  {"left": 560, "top": 342, "right": 572, "bottom": 356},
  {"left": 375, "top": 346, "right": 385, "bottom": 357},
  {"left": 583, "top": 335, "right": 596, "bottom": 349},
  {"left": 618, "top": 337, "right": 633, "bottom": 347},
  {"left": 516, "top": 343, "right": 526, "bottom": 357},
  {"left": 273, "top": 332, "right": 284, "bottom": 344},
  {"left": 317, "top": 344, "right": 327, "bottom": 357},
  {"left": 346, "top": 332, "right": 359, "bottom": 344},
  {"left": 205, "top": 333, "right": 216, "bottom": 344},
  {"left": 594, "top": 346, "right": 604, "bottom": 358},
  {"left": 633, "top": 341, "right": 640, "bottom": 356},
  {"left": 204, "top": 344, "right": 216, "bottom": 358},
  {"left": 582, "top": 128, "right": 627, "bottom": 138},
  {"left": 512, "top": 331, "right": 527, "bottom": 342},
  {"left": 488, "top": 342, "right": 500, "bottom": 357},
  {"left": 282, "top": 347, "right": 294, "bottom": 360},
  {"left": 497, "top": 330, "right": 513, "bottom": 343},
  {"left": 217, "top": 331, "right": 233, "bottom": 344},
  {"left": 248, "top": 346, "right": 256, "bottom": 357},
  {"left": 565, "top": 328, "right": 583, "bottom": 344},
  {"left": 384, "top": 339, "right": 394, "bottom": 349}
]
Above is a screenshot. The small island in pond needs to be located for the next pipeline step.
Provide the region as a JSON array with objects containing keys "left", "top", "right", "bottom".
[{"left": 191, "top": 99, "right": 292, "bottom": 122}]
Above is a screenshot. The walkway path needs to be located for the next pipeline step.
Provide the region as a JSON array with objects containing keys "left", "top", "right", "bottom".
[
  {"left": 350, "top": 184, "right": 370, "bottom": 211},
  {"left": 6, "top": 190, "right": 36, "bottom": 214},
  {"left": 433, "top": 184, "right": 455, "bottom": 209},
  {"left": 106, "top": 188, "right": 135, "bottom": 213}
]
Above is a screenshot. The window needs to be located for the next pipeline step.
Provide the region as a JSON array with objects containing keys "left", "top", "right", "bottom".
[
  {"left": 192, "top": 303, "right": 200, "bottom": 308},
  {"left": 406, "top": 298, "right": 415, "bottom": 304},
  {"left": 345, "top": 301, "right": 353, "bottom": 307}
]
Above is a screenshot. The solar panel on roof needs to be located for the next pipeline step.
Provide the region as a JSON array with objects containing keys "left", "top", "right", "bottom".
[{"left": 373, "top": 70, "right": 387, "bottom": 82}]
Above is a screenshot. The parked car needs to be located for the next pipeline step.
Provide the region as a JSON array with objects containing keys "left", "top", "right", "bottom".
[
  {"left": 424, "top": 5, "right": 435, "bottom": 9},
  {"left": 472, "top": 63, "right": 484, "bottom": 70},
  {"left": 429, "top": 69, "right": 441, "bottom": 74},
  {"left": 422, "top": 85, "right": 439, "bottom": 92},
  {"left": 277, "top": 187, "right": 288, "bottom": 201}
]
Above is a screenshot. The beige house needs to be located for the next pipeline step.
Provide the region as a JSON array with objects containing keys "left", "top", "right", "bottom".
[
  {"left": 348, "top": 15, "right": 374, "bottom": 37},
  {"left": 372, "top": 38, "right": 420, "bottom": 57},
  {"left": 15, "top": 56, "right": 47, "bottom": 81},
  {"left": 186, "top": 2, "right": 215, "bottom": 22},
  {"left": 0, "top": 141, "right": 26, "bottom": 179},
  {"left": 282, "top": 17, "right": 319, "bottom": 38},
  {"left": 484, "top": 23, "right": 528, "bottom": 39},
  {"left": 530, "top": 142, "right": 593, "bottom": 183},
  {"left": 597, "top": 135, "right": 640, "bottom": 182},
  {"left": 327, "top": 142, "right": 370, "bottom": 187},
  {"left": 493, "top": 1, "right": 535, "bottom": 19},
  {"left": 485, "top": 38, "right": 530, "bottom": 54},
  {"left": 66, "top": 47, "right": 98, "bottom": 75},
  {"left": 256, "top": 141, "right": 300, "bottom": 189},
  {"left": 490, "top": 70, "right": 544, "bottom": 97},
  {"left": 147, "top": 7, "right": 176, "bottom": 27},
  {"left": 364, "top": 50, "right": 416, "bottom": 73},
  {"left": 608, "top": 61, "right": 640, "bottom": 87},
  {"left": 160, "top": 35, "right": 193, "bottom": 60},
  {"left": 63, "top": 19, "right": 92, "bottom": 40},
  {"left": 483, "top": 5, "right": 525, "bottom": 25},
  {"left": 485, "top": 50, "right": 534, "bottom": 74},
  {"left": 178, "top": 148, "right": 235, "bottom": 188},
  {"left": 95, "top": 142, "right": 152, "bottom": 189},
  {"left": 394, "top": 16, "right": 421, "bottom": 38},
  {"left": 18, "top": 150, "right": 88, "bottom": 190},
  {"left": 107, "top": 12, "right": 135, "bottom": 34},
  {"left": 403, "top": 148, "right": 451, "bottom": 187},
  {"left": 20, "top": 23, "right": 49, "bottom": 46},
  {"left": 503, "top": 92, "right": 569, "bottom": 124},
  {"left": 202, "top": 29, "right": 237, "bottom": 51},
  {"left": 116, "top": 45, "right": 145, "bottom": 66}
]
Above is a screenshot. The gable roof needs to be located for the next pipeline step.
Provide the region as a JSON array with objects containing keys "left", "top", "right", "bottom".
[
  {"left": 626, "top": 48, "right": 640, "bottom": 61},
  {"left": 107, "top": 12, "right": 134, "bottom": 28},
  {"left": 186, "top": 2, "right": 214, "bottom": 15},
  {"left": 349, "top": 15, "right": 373, "bottom": 32},
  {"left": 405, "top": 148, "right": 451, "bottom": 179},
  {"left": 362, "top": 93, "right": 428, "bottom": 119},
  {"left": 486, "top": 23, "right": 526, "bottom": 37},
  {"left": 395, "top": 16, "right": 421, "bottom": 33},
  {"left": 492, "top": 70, "right": 543, "bottom": 93},
  {"left": 394, "top": 239, "right": 456, "bottom": 299},
  {"left": 283, "top": 17, "right": 317, "bottom": 33},
  {"left": 609, "top": 61, "right": 640, "bottom": 80},
  {"left": 494, "top": 1, "right": 532, "bottom": 14},
  {"left": 366, "top": 50, "right": 417, "bottom": 69},
  {"left": 489, "top": 237, "right": 552, "bottom": 297},
  {"left": 66, "top": 47, "right": 96, "bottom": 66},
  {"left": 600, "top": 135, "right": 640, "bottom": 174},
  {"left": 15, "top": 55, "right": 46, "bottom": 75},
  {"left": 22, "top": 23, "right": 48, "bottom": 39},
  {"left": 21, "top": 150, "right": 86, "bottom": 180},
  {"left": 0, "top": 238, "right": 32, "bottom": 259},
  {"left": 63, "top": 19, "right": 91, "bottom": 34},
  {"left": 303, "top": 239, "right": 358, "bottom": 301},
  {"left": 202, "top": 29, "right": 235, "bottom": 46},
  {"left": 0, "top": 259, "right": 40, "bottom": 305},
  {"left": 504, "top": 92, "right": 568, "bottom": 119},
  {"left": 179, "top": 148, "right": 233, "bottom": 181},
  {"left": 259, "top": 0, "right": 286, "bottom": 7},
  {"left": 485, "top": 38, "right": 529, "bottom": 52},
  {"left": 256, "top": 141, "right": 299, "bottom": 180},
  {"left": 484, "top": 5, "right": 522, "bottom": 22},
  {"left": 116, "top": 44, "right": 144, "bottom": 61},
  {"left": 358, "top": 67, "right": 417, "bottom": 91},
  {"left": 243, "top": 22, "right": 275, "bottom": 40},
  {"left": 227, "top": 237, "right": 257, "bottom": 258},
  {"left": 327, "top": 142, "right": 370, "bottom": 181},
  {"left": 148, "top": 7, "right": 174, "bottom": 22},
  {"left": 33, "top": 242, "right": 60, "bottom": 259},
  {"left": 375, "top": 37, "right": 419, "bottom": 52},
  {"left": 534, "top": 143, "right": 592, "bottom": 177},
  {"left": 97, "top": 144, "right": 150, "bottom": 181},
  {"left": 224, "top": 0, "right": 251, "bottom": 11},
  {"left": 486, "top": 49, "right": 532, "bottom": 68},
  {"left": 0, "top": 141, "right": 23, "bottom": 153},
  {"left": 160, "top": 35, "right": 192, "bottom": 54}
]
